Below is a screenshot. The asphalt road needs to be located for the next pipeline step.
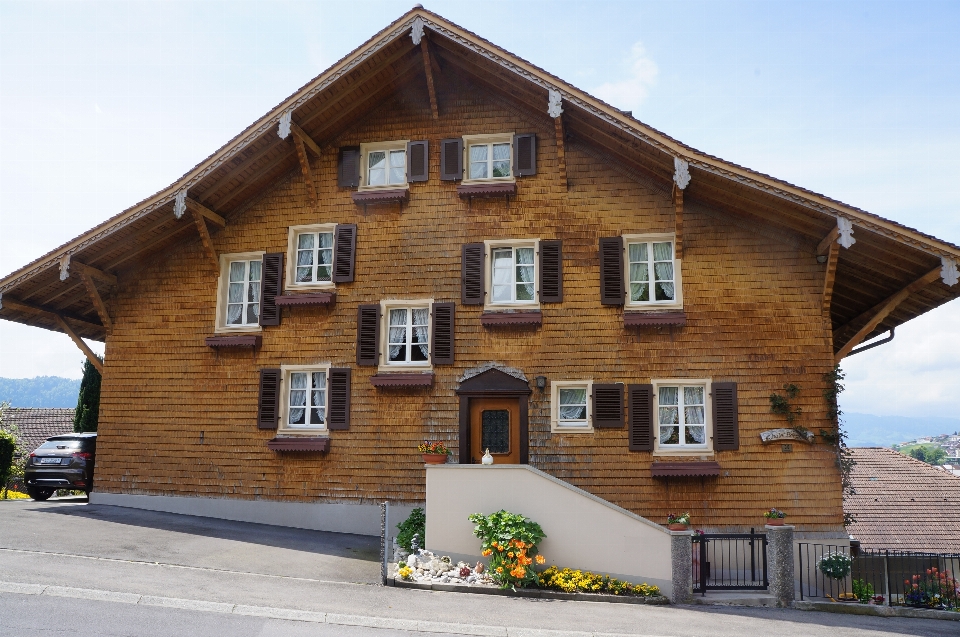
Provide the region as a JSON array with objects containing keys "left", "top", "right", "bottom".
[{"left": 1, "top": 498, "right": 956, "bottom": 637}]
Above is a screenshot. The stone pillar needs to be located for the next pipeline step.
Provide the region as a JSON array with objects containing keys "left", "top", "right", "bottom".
[
  {"left": 766, "top": 524, "right": 795, "bottom": 607},
  {"left": 670, "top": 530, "right": 693, "bottom": 604}
]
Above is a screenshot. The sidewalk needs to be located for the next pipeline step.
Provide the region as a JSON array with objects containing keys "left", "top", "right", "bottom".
[{"left": 0, "top": 499, "right": 953, "bottom": 637}]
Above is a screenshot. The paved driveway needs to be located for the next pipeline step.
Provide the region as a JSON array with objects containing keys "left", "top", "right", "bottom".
[{"left": 1, "top": 498, "right": 956, "bottom": 637}]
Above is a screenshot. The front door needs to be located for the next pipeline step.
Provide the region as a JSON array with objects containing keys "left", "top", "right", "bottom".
[{"left": 469, "top": 397, "right": 521, "bottom": 464}]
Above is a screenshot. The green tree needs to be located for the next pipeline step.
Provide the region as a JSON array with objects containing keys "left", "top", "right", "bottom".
[
  {"left": 74, "top": 357, "right": 102, "bottom": 433},
  {"left": 908, "top": 445, "right": 947, "bottom": 466},
  {"left": 0, "top": 402, "right": 18, "bottom": 498}
]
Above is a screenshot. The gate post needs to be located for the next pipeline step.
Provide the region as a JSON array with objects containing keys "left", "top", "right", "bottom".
[
  {"left": 670, "top": 529, "right": 693, "bottom": 604},
  {"left": 766, "top": 524, "right": 795, "bottom": 607}
]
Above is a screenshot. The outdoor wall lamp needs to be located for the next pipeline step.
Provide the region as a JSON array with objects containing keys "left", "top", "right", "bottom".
[{"left": 535, "top": 375, "right": 547, "bottom": 391}]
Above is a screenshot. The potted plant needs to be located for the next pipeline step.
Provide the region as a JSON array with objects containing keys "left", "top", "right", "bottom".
[
  {"left": 817, "top": 552, "right": 852, "bottom": 582},
  {"left": 418, "top": 441, "right": 451, "bottom": 464},
  {"left": 763, "top": 508, "right": 787, "bottom": 526},
  {"left": 666, "top": 512, "right": 690, "bottom": 531}
]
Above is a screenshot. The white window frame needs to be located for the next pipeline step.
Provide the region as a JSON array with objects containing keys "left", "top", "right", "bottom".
[
  {"left": 214, "top": 251, "right": 265, "bottom": 333},
  {"left": 358, "top": 140, "right": 409, "bottom": 191},
  {"left": 462, "top": 133, "right": 515, "bottom": 185},
  {"left": 483, "top": 239, "right": 540, "bottom": 311},
  {"left": 623, "top": 233, "right": 683, "bottom": 310},
  {"left": 550, "top": 380, "right": 594, "bottom": 433},
  {"left": 278, "top": 363, "right": 331, "bottom": 436},
  {"left": 652, "top": 378, "right": 713, "bottom": 456},
  {"left": 285, "top": 223, "right": 337, "bottom": 290},
  {"left": 378, "top": 299, "right": 434, "bottom": 373}
]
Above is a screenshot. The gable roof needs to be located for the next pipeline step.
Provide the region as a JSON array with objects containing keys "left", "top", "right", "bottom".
[
  {"left": 845, "top": 447, "right": 960, "bottom": 552},
  {"left": 1, "top": 7, "right": 958, "bottom": 352},
  {"left": 1, "top": 407, "right": 76, "bottom": 456}
]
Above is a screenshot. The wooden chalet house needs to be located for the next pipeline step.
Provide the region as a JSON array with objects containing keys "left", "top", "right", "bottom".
[{"left": 1, "top": 8, "right": 959, "bottom": 537}]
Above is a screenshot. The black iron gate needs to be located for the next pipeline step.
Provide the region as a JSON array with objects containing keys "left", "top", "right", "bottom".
[{"left": 693, "top": 531, "right": 768, "bottom": 594}]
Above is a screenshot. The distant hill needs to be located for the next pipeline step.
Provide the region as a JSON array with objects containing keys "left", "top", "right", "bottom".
[
  {"left": 843, "top": 412, "right": 960, "bottom": 448},
  {"left": 0, "top": 377, "right": 81, "bottom": 408}
]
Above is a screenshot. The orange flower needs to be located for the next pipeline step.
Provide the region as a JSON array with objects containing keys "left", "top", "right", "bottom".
[
  {"left": 482, "top": 549, "right": 492, "bottom": 557},
  {"left": 517, "top": 541, "right": 526, "bottom": 549},
  {"left": 535, "top": 555, "right": 546, "bottom": 565},
  {"left": 508, "top": 552, "right": 514, "bottom": 558},
  {"left": 496, "top": 566, "right": 503, "bottom": 573}
]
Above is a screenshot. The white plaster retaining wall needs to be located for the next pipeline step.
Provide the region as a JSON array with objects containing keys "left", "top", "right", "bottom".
[
  {"left": 425, "top": 464, "right": 674, "bottom": 596},
  {"left": 90, "top": 492, "right": 415, "bottom": 537}
]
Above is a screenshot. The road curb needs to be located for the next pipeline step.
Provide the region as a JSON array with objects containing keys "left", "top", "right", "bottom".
[{"left": 0, "top": 579, "right": 669, "bottom": 636}]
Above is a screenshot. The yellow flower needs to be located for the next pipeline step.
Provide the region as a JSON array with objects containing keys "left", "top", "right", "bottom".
[
  {"left": 496, "top": 567, "right": 503, "bottom": 573},
  {"left": 508, "top": 552, "right": 514, "bottom": 558},
  {"left": 535, "top": 555, "right": 546, "bottom": 565},
  {"left": 481, "top": 549, "right": 492, "bottom": 557}
]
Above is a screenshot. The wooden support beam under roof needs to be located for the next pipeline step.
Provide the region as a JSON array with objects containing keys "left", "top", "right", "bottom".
[
  {"left": 822, "top": 241, "right": 839, "bottom": 320},
  {"left": 75, "top": 262, "right": 117, "bottom": 286},
  {"left": 54, "top": 314, "right": 103, "bottom": 374},
  {"left": 673, "top": 184, "right": 684, "bottom": 260},
  {"left": 74, "top": 262, "right": 113, "bottom": 332},
  {"left": 0, "top": 295, "right": 104, "bottom": 336},
  {"left": 554, "top": 115, "right": 567, "bottom": 188},
  {"left": 290, "top": 122, "right": 322, "bottom": 157},
  {"left": 834, "top": 266, "right": 941, "bottom": 361},
  {"left": 190, "top": 207, "right": 219, "bottom": 270},
  {"left": 817, "top": 226, "right": 841, "bottom": 256},
  {"left": 292, "top": 133, "right": 318, "bottom": 207},
  {"left": 185, "top": 197, "right": 226, "bottom": 229},
  {"left": 420, "top": 38, "right": 439, "bottom": 120}
]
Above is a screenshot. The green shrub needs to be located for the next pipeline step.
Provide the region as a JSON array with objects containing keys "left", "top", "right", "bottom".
[
  {"left": 74, "top": 357, "right": 102, "bottom": 433},
  {"left": 0, "top": 430, "right": 16, "bottom": 498},
  {"left": 852, "top": 578, "right": 875, "bottom": 602},
  {"left": 468, "top": 510, "right": 546, "bottom": 589},
  {"left": 397, "top": 507, "right": 425, "bottom": 552}
]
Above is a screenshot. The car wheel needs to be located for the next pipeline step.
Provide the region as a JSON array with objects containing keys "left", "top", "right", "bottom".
[{"left": 26, "top": 487, "right": 54, "bottom": 501}]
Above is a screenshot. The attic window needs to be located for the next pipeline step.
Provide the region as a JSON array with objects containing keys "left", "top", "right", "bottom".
[
  {"left": 359, "top": 141, "right": 408, "bottom": 190},
  {"left": 462, "top": 133, "right": 514, "bottom": 185}
]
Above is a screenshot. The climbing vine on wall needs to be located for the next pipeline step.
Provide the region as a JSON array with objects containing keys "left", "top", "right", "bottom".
[{"left": 820, "top": 366, "right": 856, "bottom": 526}]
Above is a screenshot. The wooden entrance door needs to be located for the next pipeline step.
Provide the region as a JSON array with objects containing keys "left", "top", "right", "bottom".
[{"left": 469, "top": 397, "right": 521, "bottom": 464}]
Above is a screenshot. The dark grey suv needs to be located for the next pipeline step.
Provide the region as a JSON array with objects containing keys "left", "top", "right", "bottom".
[{"left": 24, "top": 433, "right": 97, "bottom": 500}]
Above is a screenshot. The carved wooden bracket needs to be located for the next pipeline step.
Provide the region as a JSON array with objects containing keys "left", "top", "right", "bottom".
[
  {"left": 821, "top": 240, "right": 839, "bottom": 319},
  {"left": 293, "top": 134, "right": 318, "bottom": 207},
  {"left": 554, "top": 115, "right": 567, "bottom": 189},
  {"left": 420, "top": 38, "right": 439, "bottom": 120},
  {"left": 672, "top": 184, "right": 684, "bottom": 260},
  {"left": 73, "top": 262, "right": 116, "bottom": 332}
]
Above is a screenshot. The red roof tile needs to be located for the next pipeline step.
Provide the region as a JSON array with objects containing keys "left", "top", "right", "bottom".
[
  {"left": 845, "top": 447, "right": 960, "bottom": 553},
  {"left": 1, "top": 407, "right": 76, "bottom": 455}
]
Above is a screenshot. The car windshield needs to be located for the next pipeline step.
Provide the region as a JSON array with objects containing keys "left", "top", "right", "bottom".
[{"left": 36, "top": 440, "right": 83, "bottom": 451}]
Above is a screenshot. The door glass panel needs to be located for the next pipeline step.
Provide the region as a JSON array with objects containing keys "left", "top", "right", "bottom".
[{"left": 481, "top": 409, "right": 510, "bottom": 454}]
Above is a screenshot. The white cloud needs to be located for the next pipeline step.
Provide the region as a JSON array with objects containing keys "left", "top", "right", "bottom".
[{"left": 592, "top": 41, "right": 659, "bottom": 113}]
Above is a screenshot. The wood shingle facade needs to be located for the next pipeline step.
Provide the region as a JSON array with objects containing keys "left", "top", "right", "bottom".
[{"left": 2, "top": 8, "right": 959, "bottom": 536}]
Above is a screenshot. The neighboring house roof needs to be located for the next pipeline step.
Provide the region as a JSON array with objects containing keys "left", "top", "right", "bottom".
[
  {"left": 845, "top": 447, "right": 960, "bottom": 553},
  {"left": 0, "top": 7, "right": 957, "bottom": 352},
  {"left": 1, "top": 407, "right": 76, "bottom": 456}
]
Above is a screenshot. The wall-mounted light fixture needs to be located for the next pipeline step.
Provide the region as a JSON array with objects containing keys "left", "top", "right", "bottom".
[
  {"left": 535, "top": 375, "right": 547, "bottom": 391},
  {"left": 816, "top": 255, "right": 828, "bottom": 264}
]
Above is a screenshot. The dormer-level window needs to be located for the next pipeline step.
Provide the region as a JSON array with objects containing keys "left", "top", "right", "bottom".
[
  {"left": 215, "top": 251, "right": 265, "bottom": 332},
  {"left": 623, "top": 233, "right": 683, "bottom": 309},
  {"left": 463, "top": 133, "right": 514, "bottom": 184},
  {"left": 358, "top": 141, "right": 408, "bottom": 190}
]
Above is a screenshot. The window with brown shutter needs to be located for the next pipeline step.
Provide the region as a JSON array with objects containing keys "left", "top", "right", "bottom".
[
  {"left": 337, "top": 147, "right": 360, "bottom": 188},
  {"left": 407, "top": 140, "right": 428, "bottom": 182},
  {"left": 431, "top": 302, "right": 455, "bottom": 365},
  {"left": 628, "top": 384, "right": 654, "bottom": 451},
  {"left": 327, "top": 367, "right": 351, "bottom": 430},
  {"left": 257, "top": 368, "right": 282, "bottom": 430},
  {"left": 593, "top": 384, "right": 624, "bottom": 428},
  {"left": 539, "top": 240, "right": 562, "bottom": 303},
  {"left": 356, "top": 304, "right": 381, "bottom": 366},
  {"left": 712, "top": 382, "right": 739, "bottom": 451},
  {"left": 599, "top": 236, "right": 625, "bottom": 306},
  {"left": 440, "top": 138, "right": 463, "bottom": 181},
  {"left": 513, "top": 133, "right": 537, "bottom": 176},
  {"left": 259, "top": 253, "right": 284, "bottom": 326},
  {"left": 332, "top": 224, "right": 356, "bottom": 283},
  {"left": 461, "top": 243, "right": 485, "bottom": 305}
]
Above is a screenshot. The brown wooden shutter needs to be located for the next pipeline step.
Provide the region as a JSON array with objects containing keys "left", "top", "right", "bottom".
[
  {"left": 713, "top": 382, "right": 739, "bottom": 451},
  {"left": 259, "top": 252, "right": 284, "bottom": 326},
  {"left": 337, "top": 147, "right": 360, "bottom": 188},
  {"left": 593, "top": 384, "right": 624, "bottom": 428},
  {"left": 628, "top": 384, "right": 654, "bottom": 451},
  {"left": 332, "top": 224, "right": 356, "bottom": 283},
  {"left": 539, "top": 240, "right": 562, "bottom": 303},
  {"left": 327, "top": 367, "right": 351, "bottom": 430},
  {"left": 431, "top": 302, "right": 455, "bottom": 365},
  {"left": 461, "top": 243, "right": 485, "bottom": 305},
  {"left": 440, "top": 138, "right": 462, "bottom": 181},
  {"left": 513, "top": 133, "right": 537, "bottom": 176},
  {"left": 407, "top": 140, "right": 428, "bottom": 182},
  {"left": 257, "top": 368, "right": 281, "bottom": 430},
  {"left": 356, "top": 304, "right": 381, "bottom": 366},
  {"left": 599, "top": 236, "right": 625, "bottom": 306}
]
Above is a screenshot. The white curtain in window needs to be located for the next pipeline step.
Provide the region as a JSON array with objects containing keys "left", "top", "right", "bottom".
[
  {"left": 652, "top": 242, "right": 674, "bottom": 300},
  {"left": 558, "top": 388, "right": 587, "bottom": 420},
  {"left": 470, "top": 145, "right": 488, "bottom": 179},
  {"left": 412, "top": 308, "right": 429, "bottom": 359},
  {"left": 389, "top": 309, "right": 406, "bottom": 360},
  {"left": 289, "top": 373, "right": 307, "bottom": 424}
]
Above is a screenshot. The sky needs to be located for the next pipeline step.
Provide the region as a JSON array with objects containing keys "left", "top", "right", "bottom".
[{"left": 0, "top": 0, "right": 958, "bottom": 419}]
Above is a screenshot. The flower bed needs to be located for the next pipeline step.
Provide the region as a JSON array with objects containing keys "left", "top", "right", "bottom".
[{"left": 539, "top": 566, "right": 661, "bottom": 597}]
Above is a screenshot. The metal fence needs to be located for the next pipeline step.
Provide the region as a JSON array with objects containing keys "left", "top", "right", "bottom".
[
  {"left": 693, "top": 531, "right": 768, "bottom": 595},
  {"left": 798, "top": 543, "right": 960, "bottom": 609}
]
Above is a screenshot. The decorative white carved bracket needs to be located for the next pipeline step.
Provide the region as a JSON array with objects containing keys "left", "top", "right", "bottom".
[
  {"left": 547, "top": 89, "right": 563, "bottom": 118},
  {"left": 760, "top": 428, "right": 815, "bottom": 444},
  {"left": 59, "top": 254, "right": 71, "bottom": 281},
  {"left": 411, "top": 16, "right": 425, "bottom": 45},
  {"left": 673, "top": 157, "right": 691, "bottom": 190},
  {"left": 174, "top": 190, "right": 188, "bottom": 220},
  {"left": 277, "top": 110, "right": 292, "bottom": 139},
  {"left": 837, "top": 217, "right": 856, "bottom": 249},
  {"left": 942, "top": 256, "right": 960, "bottom": 286}
]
